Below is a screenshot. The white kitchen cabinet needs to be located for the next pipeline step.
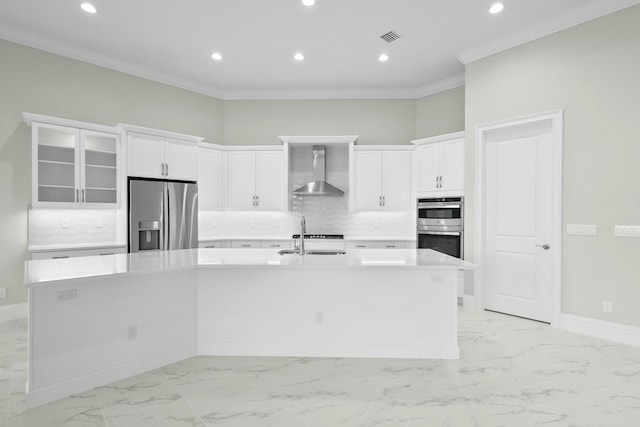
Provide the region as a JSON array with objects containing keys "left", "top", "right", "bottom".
[
  {"left": 346, "top": 240, "right": 407, "bottom": 249},
  {"left": 230, "top": 240, "right": 261, "bottom": 249},
  {"left": 260, "top": 240, "right": 292, "bottom": 249},
  {"left": 351, "top": 148, "right": 412, "bottom": 211},
  {"left": 26, "top": 114, "right": 121, "bottom": 209},
  {"left": 198, "top": 145, "right": 224, "bottom": 209},
  {"left": 198, "top": 240, "right": 229, "bottom": 248},
  {"left": 127, "top": 132, "right": 197, "bottom": 181},
  {"left": 412, "top": 131, "right": 464, "bottom": 196},
  {"left": 30, "top": 246, "right": 126, "bottom": 260},
  {"left": 227, "top": 149, "right": 284, "bottom": 211}
]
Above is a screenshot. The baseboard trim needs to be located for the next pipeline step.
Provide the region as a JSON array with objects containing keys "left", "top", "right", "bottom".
[
  {"left": 560, "top": 313, "right": 640, "bottom": 347},
  {"left": 0, "top": 303, "right": 28, "bottom": 323},
  {"left": 25, "top": 346, "right": 197, "bottom": 407},
  {"left": 199, "top": 341, "right": 460, "bottom": 360}
]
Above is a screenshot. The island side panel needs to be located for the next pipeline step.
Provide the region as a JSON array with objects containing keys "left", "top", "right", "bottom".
[
  {"left": 27, "top": 269, "right": 198, "bottom": 406},
  {"left": 197, "top": 267, "right": 459, "bottom": 359}
]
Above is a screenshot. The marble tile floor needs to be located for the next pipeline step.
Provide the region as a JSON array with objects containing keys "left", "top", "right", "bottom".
[{"left": 2, "top": 308, "right": 640, "bottom": 426}]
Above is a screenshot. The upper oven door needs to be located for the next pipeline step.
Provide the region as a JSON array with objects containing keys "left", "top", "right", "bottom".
[{"left": 417, "top": 199, "right": 463, "bottom": 227}]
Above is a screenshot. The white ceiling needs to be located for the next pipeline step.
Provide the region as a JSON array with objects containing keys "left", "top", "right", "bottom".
[{"left": 1, "top": 0, "right": 639, "bottom": 100}]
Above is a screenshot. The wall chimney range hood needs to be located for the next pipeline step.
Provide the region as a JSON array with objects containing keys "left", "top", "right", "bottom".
[{"left": 293, "top": 145, "right": 344, "bottom": 196}]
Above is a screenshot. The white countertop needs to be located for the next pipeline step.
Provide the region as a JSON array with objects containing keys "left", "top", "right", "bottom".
[
  {"left": 28, "top": 242, "right": 127, "bottom": 252},
  {"left": 199, "top": 236, "right": 416, "bottom": 241},
  {"left": 25, "top": 248, "right": 475, "bottom": 287}
]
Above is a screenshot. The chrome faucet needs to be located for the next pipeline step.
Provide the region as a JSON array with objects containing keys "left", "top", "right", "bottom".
[{"left": 300, "top": 216, "right": 306, "bottom": 255}]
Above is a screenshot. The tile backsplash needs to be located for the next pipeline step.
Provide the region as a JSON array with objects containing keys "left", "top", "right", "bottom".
[{"left": 29, "top": 209, "right": 123, "bottom": 246}]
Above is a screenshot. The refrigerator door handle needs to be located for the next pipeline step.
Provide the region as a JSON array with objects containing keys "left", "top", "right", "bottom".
[{"left": 164, "top": 185, "right": 170, "bottom": 250}]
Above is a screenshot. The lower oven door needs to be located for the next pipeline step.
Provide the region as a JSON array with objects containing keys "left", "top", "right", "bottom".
[{"left": 417, "top": 231, "right": 463, "bottom": 259}]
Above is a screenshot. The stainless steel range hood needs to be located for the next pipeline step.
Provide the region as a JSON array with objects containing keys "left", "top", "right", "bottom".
[{"left": 293, "top": 145, "right": 344, "bottom": 196}]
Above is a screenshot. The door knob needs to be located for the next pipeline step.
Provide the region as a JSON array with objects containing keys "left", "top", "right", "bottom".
[{"left": 535, "top": 244, "right": 551, "bottom": 250}]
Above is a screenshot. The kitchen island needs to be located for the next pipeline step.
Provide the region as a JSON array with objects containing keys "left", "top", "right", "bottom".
[{"left": 25, "top": 248, "right": 475, "bottom": 406}]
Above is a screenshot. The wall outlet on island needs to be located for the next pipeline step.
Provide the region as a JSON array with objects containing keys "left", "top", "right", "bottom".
[
  {"left": 96, "top": 217, "right": 103, "bottom": 228},
  {"left": 602, "top": 300, "right": 613, "bottom": 313},
  {"left": 315, "top": 312, "right": 324, "bottom": 325},
  {"left": 127, "top": 325, "right": 138, "bottom": 340},
  {"left": 61, "top": 218, "right": 69, "bottom": 229}
]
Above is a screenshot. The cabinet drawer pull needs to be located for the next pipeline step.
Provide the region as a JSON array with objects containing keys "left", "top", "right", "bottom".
[
  {"left": 356, "top": 245, "right": 366, "bottom": 248},
  {"left": 270, "top": 244, "right": 280, "bottom": 248},
  {"left": 205, "top": 245, "right": 217, "bottom": 248},
  {"left": 241, "top": 244, "right": 251, "bottom": 248},
  {"left": 385, "top": 245, "right": 396, "bottom": 248},
  {"left": 99, "top": 253, "right": 114, "bottom": 256},
  {"left": 53, "top": 256, "right": 69, "bottom": 259}
]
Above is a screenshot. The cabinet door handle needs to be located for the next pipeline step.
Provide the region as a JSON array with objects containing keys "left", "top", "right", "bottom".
[
  {"left": 382, "top": 195, "right": 386, "bottom": 206},
  {"left": 82, "top": 189, "right": 85, "bottom": 203},
  {"left": 256, "top": 195, "right": 259, "bottom": 206},
  {"left": 76, "top": 189, "right": 79, "bottom": 203},
  {"left": 165, "top": 163, "right": 168, "bottom": 176},
  {"left": 379, "top": 196, "right": 382, "bottom": 207}
]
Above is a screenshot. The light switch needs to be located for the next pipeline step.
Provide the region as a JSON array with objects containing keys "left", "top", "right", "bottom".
[{"left": 567, "top": 224, "right": 596, "bottom": 236}]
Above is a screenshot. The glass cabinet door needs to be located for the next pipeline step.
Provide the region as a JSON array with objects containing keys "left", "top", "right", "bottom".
[
  {"left": 34, "top": 124, "right": 80, "bottom": 204},
  {"left": 81, "top": 130, "right": 119, "bottom": 205}
]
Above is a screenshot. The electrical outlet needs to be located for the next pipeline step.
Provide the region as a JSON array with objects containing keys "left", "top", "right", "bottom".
[
  {"left": 315, "top": 312, "right": 324, "bottom": 325},
  {"left": 56, "top": 289, "right": 77, "bottom": 302},
  {"left": 0, "top": 288, "right": 6, "bottom": 298},
  {"left": 431, "top": 274, "right": 444, "bottom": 283},
  {"left": 127, "top": 325, "right": 138, "bottom": 340},
  {"left": 61, "top": 218, "right": 69, "bottom": 229},
  {"left": 251, "top": 220, "right": 256, "bottom": 228},
  {"left": 96, "top": 217, "right": 103, "bottom": 228},
  {"left": 602, "top": 300, "right": 613, "bottom": 313}
]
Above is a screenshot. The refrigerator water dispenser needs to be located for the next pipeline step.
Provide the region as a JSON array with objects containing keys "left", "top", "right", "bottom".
[{"left": 138, "top": 220, "right": 160, "bottom": 251}]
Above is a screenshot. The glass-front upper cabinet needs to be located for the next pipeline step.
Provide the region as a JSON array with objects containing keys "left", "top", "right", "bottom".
[
  {"left": 81, "top": 130, "right": 118, "bottom": 205},
  {"left": 28, "top": 115, "right": 121, "bottom": 208}
]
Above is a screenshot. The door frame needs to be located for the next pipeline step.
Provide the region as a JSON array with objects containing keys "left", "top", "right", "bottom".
[{"left": 474, "top": 110, "right": 563, "bottom": 326}]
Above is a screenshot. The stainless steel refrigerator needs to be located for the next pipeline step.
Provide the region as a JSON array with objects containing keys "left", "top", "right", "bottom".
[{"left": 128, "top": 178, "right": 198, "bottom": 253}]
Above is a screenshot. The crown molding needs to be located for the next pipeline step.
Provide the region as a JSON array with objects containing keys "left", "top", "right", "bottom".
[
  {"left": 0, "top": 24, "right": 225, "bottom": 99},
  {"left": 415, "top": 74, "right": 465, "bottom": 99},
  {"left": 457, "top": 0, "right": 640, "bottom": 65},
  {"left": 221, "top": 88, "right": 419, "bottom": 100}
]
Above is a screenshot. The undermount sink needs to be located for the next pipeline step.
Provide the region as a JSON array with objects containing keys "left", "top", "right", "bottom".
[
  {"left": 304, "top": 250, "right": 347, "bottom": 255},
  {"left": 277, "top": 249, "right": 300, "bottom": 255},
  {"left": 277, "top": 249, "right": 347, "bottom": 256}
]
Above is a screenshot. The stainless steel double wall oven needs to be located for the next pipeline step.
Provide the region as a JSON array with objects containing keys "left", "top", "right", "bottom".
[{"left": 417, "top": 197, "right": 464, "bottom": 259}]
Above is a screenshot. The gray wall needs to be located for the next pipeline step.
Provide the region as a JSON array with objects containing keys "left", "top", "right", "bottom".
[
  {"left": 415, "top": 86, "right": 465, "bottom": 139},
  {"left": 223, "top": 99, "right": 416, "bottom": 146},
  {"left": 465, "top": 5, "right": 640, "bottom": 326},
  {"left": 0, "top": 39, "right": 224, "bottom": 305}
]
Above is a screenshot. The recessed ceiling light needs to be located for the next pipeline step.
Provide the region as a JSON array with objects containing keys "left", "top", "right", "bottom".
[
  {"left": 378, "top": 54, "right": 389, "bottom": 62},
  {"left": 211, "top": 52, "right": 222, "bottom": 61},
  {"left": 80, "top": 2, "right": 97, "bottom": 14},
  {"left": 489, "top": 3, "right": 504, "bottom": 14},
  {"left": 294, "top": 53, "right": 305, "bottom": 61},
  {"left": 302, "top": 0, "right": 316, "bottom": 6}
]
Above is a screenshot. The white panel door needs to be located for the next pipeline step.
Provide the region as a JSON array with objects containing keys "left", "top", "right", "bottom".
[
  {"left": 485, "top": 131, "right": 553, "bottom": 322},
  {"left": 165, "top": 138, "right": 197, "bottom": 181},
  {"left": 381, "top": 151, "right": 412, "bottom": 211},
  {"left": 416, "top": 143, "right": 440, "bottom": 192},
  {"left": 197, "top": 147, "right": 223, "bottom": 209},
  {"left": 440, "top": 139, "right": 464, "bottom": 191},
  {"left": 127, "top": 132, "right": 164, "bottom": 178},
  {"left": 353, "top": 151, "right": 383, "bottom": 210},
  {"left": 255, "top": 151, "right": 283, "bottom": 211},
  {"left": 227, "top": 151, "right": 256, "bottom": 209}
]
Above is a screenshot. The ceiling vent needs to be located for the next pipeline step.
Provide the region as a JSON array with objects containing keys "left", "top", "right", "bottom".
[{"left": 380, "top": 30, "right": 400, "bottom": 43}]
